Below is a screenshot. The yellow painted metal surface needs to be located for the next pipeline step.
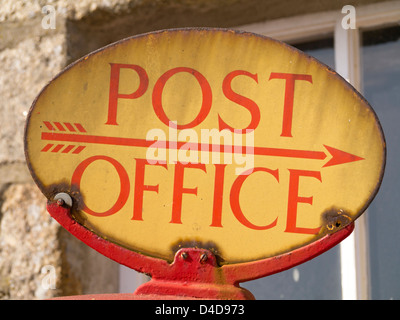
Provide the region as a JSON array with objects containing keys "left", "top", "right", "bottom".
[{"left": 25, "top": 29, "right": 385, "bottom": 263}]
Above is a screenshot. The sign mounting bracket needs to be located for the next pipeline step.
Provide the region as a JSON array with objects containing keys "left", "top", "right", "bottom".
[{"left": 47, "top": 199, "right": 354, "bottom": 300}]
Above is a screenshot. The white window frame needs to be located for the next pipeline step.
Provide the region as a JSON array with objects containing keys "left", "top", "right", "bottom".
[
  {"left": 239, "top": 0, "right": 400, "bottom": 300},
  {"left": 119, "top": 0, "right": 400, "bottom": 297}
]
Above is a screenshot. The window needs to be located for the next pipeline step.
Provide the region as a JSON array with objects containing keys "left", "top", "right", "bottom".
[
  {"left": 240, "top": 1, "right": 400, "bottom": 299},
  {"left": 362, "top": 25, "right": 400, "bottom": 300}
]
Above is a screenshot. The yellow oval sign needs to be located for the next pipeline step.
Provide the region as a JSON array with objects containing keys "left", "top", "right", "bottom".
[{"left": 25, "top": 28, "right": 385, "bottom": 264}]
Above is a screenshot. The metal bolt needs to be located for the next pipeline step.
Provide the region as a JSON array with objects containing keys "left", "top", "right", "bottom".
[
  {"left": 181, "top": 252, "right": 188, "bottom": 260},
  {"left": 54, "top": 192, "right": 73, "bottom": 207},
  {"left": 199, "top": 253, "right": 208, "bottom": 264}
]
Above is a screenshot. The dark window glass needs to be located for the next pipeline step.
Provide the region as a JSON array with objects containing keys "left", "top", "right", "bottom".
[{"left": 362, "top": 25, "right": 400, "bottom": 300}]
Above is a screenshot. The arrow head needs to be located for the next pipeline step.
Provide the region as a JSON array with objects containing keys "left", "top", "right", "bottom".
[{"left": 323, "top": 145, "right": 364, "bottom": 168}]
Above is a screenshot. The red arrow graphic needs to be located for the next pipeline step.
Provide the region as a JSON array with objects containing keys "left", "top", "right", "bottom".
[
  {"left": 41, "top": 130, "right": 364, "bottom": 168},
  {"left": 322, "top": 145, "right": 364, "bottom": 167}
]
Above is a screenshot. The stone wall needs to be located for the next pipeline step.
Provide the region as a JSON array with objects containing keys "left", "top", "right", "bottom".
[
  {"left": 0, "top": 0, "right": 386, "bottom": 299},
  {"left": 0, "top": 0, "right": 123, "bottom": 300}
]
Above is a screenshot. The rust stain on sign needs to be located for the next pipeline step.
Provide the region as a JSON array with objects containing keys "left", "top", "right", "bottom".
[{"left": 24, "top": 28, "right": 385, "bottom": 264}]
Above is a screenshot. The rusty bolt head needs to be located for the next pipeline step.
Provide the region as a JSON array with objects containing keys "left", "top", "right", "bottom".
[
  {"left": 323, "top": 208, "right": 352, "bottom": 233},
  {"left": 199, "top": 253, "right": 208, "bottom": 264},
  {"left": 181, "top": 252, "right": 188, "bottom": 260}
]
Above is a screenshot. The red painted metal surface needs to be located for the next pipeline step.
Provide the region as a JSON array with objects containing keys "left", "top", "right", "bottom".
[{"left": 47, "top": 201, "right": 354, "bottom": 300}]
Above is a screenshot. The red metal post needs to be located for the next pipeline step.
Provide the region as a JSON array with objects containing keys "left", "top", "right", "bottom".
[{"left": 47, "top": 201, "right": 354, "bottom": 300}]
